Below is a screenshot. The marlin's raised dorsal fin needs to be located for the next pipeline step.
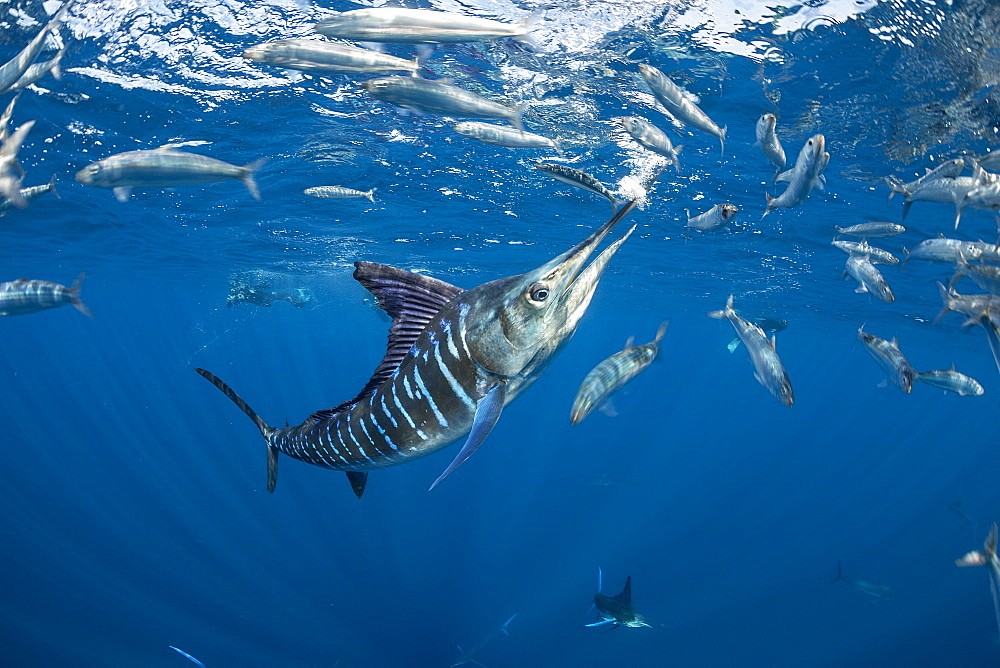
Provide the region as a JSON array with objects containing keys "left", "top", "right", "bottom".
[
  {"left": 308, "top": 261, "right": 464, "bottom": 421},
  {"left": 616, "top": 576, "right": 633, "bottom": 606}
]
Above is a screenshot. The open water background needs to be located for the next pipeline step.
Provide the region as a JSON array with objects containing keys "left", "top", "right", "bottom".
[{"left": 3, "top": 0, "right": 1000, "bottom": 665}]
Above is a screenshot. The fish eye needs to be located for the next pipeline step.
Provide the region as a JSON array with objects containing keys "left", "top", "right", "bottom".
[{"left": 528, "top": 282, "right": 550, "bottom": 302}]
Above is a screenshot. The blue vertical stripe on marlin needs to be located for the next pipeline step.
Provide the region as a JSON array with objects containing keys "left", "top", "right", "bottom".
[{"left": 196, "top": 198, "right": 647, "bottom": 498}]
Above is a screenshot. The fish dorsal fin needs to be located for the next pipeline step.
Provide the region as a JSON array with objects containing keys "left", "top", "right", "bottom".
[
  {"left": 623, "top": 335, "right": 635, "bottom": 350},
  {"left": 616, "top": 576, "right": 632, "bottom": 606},
  {"left": 988, "top": 522, "right": 998, "bottom": 558},
  {"left": 308, "top": 262, "right": 464, "bottom": 422}
]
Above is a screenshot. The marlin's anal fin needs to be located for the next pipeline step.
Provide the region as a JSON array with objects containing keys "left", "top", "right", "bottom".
[
  {"left": 345, "top": 471, "right": 369, "bottom": 499},
  {"left": 429, "top": 382, "right": 506, "bottom": 490}
]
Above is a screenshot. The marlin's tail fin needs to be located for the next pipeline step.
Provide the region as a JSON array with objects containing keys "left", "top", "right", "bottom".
[
  {"left": 195, "top": 368, "right": 279, "bottom": 492},
  {"left": 68, "top": 272, "right": 94, "bottom": 319},
  {"left": 501, "top": 613, "right": 518, "bottom": 636},
  {"left": 830, "top": 559, "right": 845, "bottom": 585},
  {"left": 241, "top": 157, "right": 269, "bottom": 201}
]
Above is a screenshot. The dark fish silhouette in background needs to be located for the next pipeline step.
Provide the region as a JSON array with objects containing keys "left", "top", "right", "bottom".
[
  {"left": 196, "top": 199, "right": 645, "bottom": 498},
  {"left": 451, "top": 613, "right": 517, "bottom": 667},
  {"left": 226, "top": 276, "right": 311, "bottom": 309},
  {"left": 587, "top": 570, "right": 660, "bottom": 629},
  {"left": 830, "top": 559, "right": 894, "bottom": 600}
]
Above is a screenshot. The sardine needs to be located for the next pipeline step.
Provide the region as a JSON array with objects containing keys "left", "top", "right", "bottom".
[
  {"left": 243, "top": 39, "right": 418, "bottom": 75},
  {"left": 362, "top": 76, "right": 524, "bottom": 129},
  {"left": 315, "top": 8, "right": 531, "bottom": 44},
  {"left": 830, "top": 240, "right": 899, "bottom": 266},
  {"left": 685, "top": 203, "right": 737, "bottom": 232},
  {"left": 844, "top": 255, "right": 894, "bottom": 303},
  {"left": 638, "top": 63, "right": 726, "bottom": 156},
  {"left": 708, "top": 295, "right": 793, "bottom": 406},
  {"left": 884, "top": 158, "right": 965, "bottom": 200},
  {"left": 763, "top": 134, "right": 829, "bottom": 217},
  {"left": 902, "top": 237, "right": 984, "bottom": 267},
  {"left": 834, "top": 222, "right": 905, "bottom": 238},
  {"left": 533, "top": 163, "right": 620, "bottom": 210},
  {"left": 856, "top": 326, "right": 913, "bottom": 393},
  {"left": 304, "top": 185, "right": 375, "bottom": 201},
  {"left": 75, "top": 147, "right": 265, "bottom": 202},
  {"left": 454, "top": 122, "right": 560, "bottom": 155},
  {"left": 8, "top": 46, "right": 65, "bottom": 92},
  {"left": 570, "top": 321, "right": 668, "bottom": 425},
  {"left": 0, "top": 273, "right": 92, "bottom": 318},
  {"left": 0, "top": 174, "right": 59, "bottom": 216},
  {"left": 617, "top": 116, "right": 682, "bottom": 172},
  {"left": 914, "top": 367, "right": 985, "bottom": 396},
  {"left": 0, "top": 0, "right": 73, "bottom": 95},
  {"left": 755, "top": 113, "right": 785, "bottom": 177},
  {"left": 896, "top": 175, "right": 983, "bottom": 227}
]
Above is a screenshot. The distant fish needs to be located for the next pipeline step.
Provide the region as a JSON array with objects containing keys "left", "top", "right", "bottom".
[
  {"left": 0, "top": 174, "right": 59, "bottom": 216},
  {"left": 831, "top": 239, "right": 898, "bottom": 266},
  {"left": 75, "top": 147, "right": 266, "bottom": 202},
  {"left": 0, "top": 273, "right": 93, "bottom": 318},
  {"left": 834, "top": 222, "right": 904, "bottom": 239},
  {"left": 362, "top": 76, "right": 524, "bottom": 129},
  {"left": 0, "top": 0, "right": 73, "bottom": 95},
  {"left": 955, "top": 522, "right": 1000, "bottom": 638},
  {"left": 843, "top": 255, "right": 894, "bottom": 303},
  {"left": 304, "top": 185, "right": 375, "bottom": 201},
  {"left": 315, "top": 8, "right": 532, "bottom": 44},
  {"left": 570, "top": 320, "right": 668, "bottom": 425},
  {"left": 914, "top": 367, "right": 984, "bottom": 396},
  {"left": 763, "top": 134, "right": 829, "bottom": 217},
  {"left": 168, "top": 646, "right": 206, "bottom": 668},
  {"left": 8, "top": 46, "right": 65, "bottom": 92},
  {"left": 708, "top": 295, "right": 794, "bottom": 406},
  {"left": 451, "top": 613, "right": 517, "bottom": 667},
  {"left": 755, "top": 113, "right": 784, "bottom": 177},
  {"left": 454, "top": 122, "right": 561, "bottom": 155},
  {"left": 638, "top": 63, "right": 726, "bottom": 156},
  {"left": 243, "top": 39, "right": 419, "bottom": 75},
  {"left": 587, "top": 570, "right": 660, "bottom": 629},
  {"left": 685, "top": 203, "right": 737, "bottom": 233},
  {"left": 533, "top": 163, "right": 620, "bottom": 210},
  {"left": 884, "top": 158, "right": 965, "bottom": 201},
  {"left": 830, "top": 559, "right": 894, "bottom": 600},
  {"left": 617, "top": 116, "right": 683, "bottom": 172},
  {"left": 856, "top": 325, "right": 913, "bottom": 393}
]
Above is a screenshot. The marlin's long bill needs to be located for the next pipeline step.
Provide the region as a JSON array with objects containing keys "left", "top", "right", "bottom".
[{"left": 195, "top": 196, "right": 649, "bottom": 498}]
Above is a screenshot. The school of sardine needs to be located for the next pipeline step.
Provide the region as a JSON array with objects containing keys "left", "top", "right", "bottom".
[{"left": 6, "top": 0, "right": 1000, "bottom": 654}]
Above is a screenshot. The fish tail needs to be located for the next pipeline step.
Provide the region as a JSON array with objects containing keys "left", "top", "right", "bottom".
[
  {"left": 241, "top": 157, "right": 268, "bottom": 201},
  {"left": 553, "top": 136, "right": 564, "bottom": 159},
  {"left": 900, "top": 199, "right": 912, "bottom": 220},
  {"left": 510, "top": 101, "right": 529, "bottom": 131},
  {"left": 933, "top": 282, "right": 953, "bottom": 324},
  {"left": 830, "top": 559, "right": 845, "bottom": 585},
  {"left": 884, "top": 176, "right": 906, "bottom": 201},
  {"left": 51, "top": 47, "right": 66, "bottom": 81},
  {"left": 900, "top": 246, "right": 910, "bottom": 269},
  {"left": 47, "top": 174, "right": 61, "bottom": 199},
  {"left": 654, "top": 319, "right": 670, "bottom": 343},
  {"left": 762, "top": 193, "right": 775, "bottom": 219},
  {"left": 501, "top": 613, "right": 518, "bottom": 636},
  {"left": 68, "top": 272, "right": 94, "bottom": 319},
  {"left": 194, "top": 367, "right": 279, "bottom": 493},
  {"left": 367, "top": 187, "right": 377, "bottom": 202},
  {"left": 718, "top": 126, "right": 727, "bottom": 158}
]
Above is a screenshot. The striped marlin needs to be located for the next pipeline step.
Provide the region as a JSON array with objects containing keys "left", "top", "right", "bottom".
[{"left": 196, "top": 200, "right": 644, "bottom": 498}]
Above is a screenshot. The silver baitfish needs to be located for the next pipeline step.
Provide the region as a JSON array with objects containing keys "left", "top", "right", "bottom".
[
  {"left": 894, "top": 175, "right": 983, "bottom": 227},
  {"left": 0, "top": 273, "right": 93, "bottom": 318},
  {"left": 453, "top": 122, "right": 561, "bottom": 155},
  {"left": 617, "top": 116, "right": 682, "bottom": 172},
  {"left": 0, "top": 120, "right": 35, "bottom": 208},
  {"left": 856, "top": 326, "right": 913, "bottom": 393},
  {"left": 75, "top": 147, "right": 266, "bottom": 202},
  {"left": 884, "top": 158, "right": 965, "bottom": 200},
  {"left": 638, "top": 63, "right": 726, "bottom": 156},
  {"left": 315, "top": 7, "right": 532, "bottom": 44},
  {"left": 362, "top": 76, "right": 524, "bottom": 129},
  {"left": 708, "top": 295, "right": 793, "bottom": 406},
  {"left": 533, "top": 163, "right": 620, "bottom": 210},
  {"left": 304, "top": 185, "right": 375, "bottom": 201},
  {"left": 0, "top": 0, "right": 72, "bottom": 95},
  {"left": 8, "top": 46, "right": 65, "bottom": 92},
  {"left": 243, "top": 39, "right": 419, "bottom": 75},
  {"left": 685, "top": 203, "right": 737, "bottom": 232},
  {"left": 902, "top": 237, "right": 984, "bottom": 267},
  {"left": 763, "top": 134, "right": 829, "bottom": 217},
  {"left": 831, "top": 240, "right": 898, "bottom": 266},
  {"left": 0, "top": 174, "right": 59, "bottom": 216},
  {"left": 755, "top": 113, "right": 785, "bottom": 177},
  {"left": 834, "top": 222, "right": 905, "bottom": 238},
  {"left": 569, "top": 321, "right": 668, "bottom": 425},
  {"left": 843, "top": 255, "right": 894, "bottom": 303},
  {"left": 915, "top": 367, "right": 985, "bottom": 396}
]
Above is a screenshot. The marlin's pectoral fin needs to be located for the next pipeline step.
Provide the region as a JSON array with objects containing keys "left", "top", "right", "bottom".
[
  {"left": 585, "top": 619, "right": 615, "bottom": 628},
  {"left": 429, "top": 382, "right": 506, "bottom": 490}
]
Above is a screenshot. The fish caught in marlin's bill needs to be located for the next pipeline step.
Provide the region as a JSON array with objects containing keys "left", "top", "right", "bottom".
[
  {"left": 314, "top": 7, "right": 532, "bottom": 44},
  {"left": 0, "top": 273, "right": 93, "bottom": 318},
  {"left": 830, "top": 560, "right": 894, "bottom": 600},
  {"left": 755, "top": 113, "right": 785, "bottom": 178},
  {"left": 763, "top": 134, "right": 829, "bottom": 217},
  {"left": 914, "top": 367, "right": 985, "bottom": 396},
  {"left": 363, "top": 76, "right": 525, "bottom": 129},
  {"left": 685, "top": 203, "right": 738, "bottom": 232},
  {"left": 454, "top": 122, "right": 561, "bottom": 155},
  {"left": 708, "top": 295, "right": 793, "bottom": 406},
  {"left": 856, "top": 325, "right": 914, "bottom": 393},
  {"left": 533, "top": 163, "right": 621, "bottom": 211},
  {"left": 243, "top": 39, "right": 419, "bottom": 75},
  {"left": 587, "top": 570, "right": 661, "bottom": 629},
  {"left": 195, "top": 197, "right": 650, "bottom": 498},
  {"left": 304, "top": 185, "right": 375, "bottom": 201},
  {"left": 570, "top": 320, "right": 668, "bottom": 425},
  {"left": 75, "top": 146, "right": 266, "bottom": 202},
  {"left": 637, "top": 63, "right": 726, "bottom": 155}
]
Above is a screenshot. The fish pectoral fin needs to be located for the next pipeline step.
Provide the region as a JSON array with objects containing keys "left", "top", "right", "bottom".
[
  {"left": 429, "top": 381, "right": 506, "bottom": 491},
  {"left": 113, "top": 186, "right": 132, "bottom": 202},
  {"left": 345, "top": 471, "right": 369, "bottom": 499},
  {"left": 597, "top": 399, "right": 618, "bottom": 418},
  {"left": 585, "top": 619, "right": 615, "bottom": 628},
  {"left": 727, "top": 337, "right": 741, "bottom": 353}
]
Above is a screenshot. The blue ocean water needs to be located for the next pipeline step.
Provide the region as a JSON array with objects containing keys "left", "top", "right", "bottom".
[{"left": 3, "top": 0, "right": 1000, "bottom": 665}]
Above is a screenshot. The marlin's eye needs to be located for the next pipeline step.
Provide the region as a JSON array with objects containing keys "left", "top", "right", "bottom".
[{"left": 529, "top": 283, "right": 550, "bottom": 302}]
